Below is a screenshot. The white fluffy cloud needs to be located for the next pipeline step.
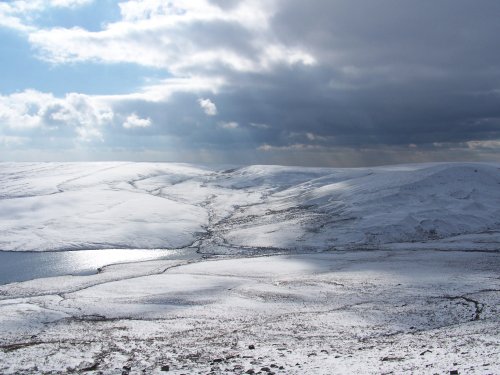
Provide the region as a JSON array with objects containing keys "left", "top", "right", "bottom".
[
  {"left": 123, "top": 113, "right": 152, "bottom": 129},
  {"left": 102, "top": 76, "right": 225, "bottom": 103},
  {"left": 50, "top": 0, "right": 93, "bottom": 7},
  {"left": 0, "top": 90, "right": 113, "bottom": 142},
  {"left": 26, "top": 0, "right": 315, "bottom": 73},
  {"left": 0, "top": 90, "right": 54, "bottom": 129},
  {"left": 198, "top": 98, "right": 217, "bottom": 116},
  {"left": 0, "top": 0, "right": 94, "bottom": 31}
]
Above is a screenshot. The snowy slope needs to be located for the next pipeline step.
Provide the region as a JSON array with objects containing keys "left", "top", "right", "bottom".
[
  {"left": 0, "top": 250, "right": 498, "bottom": 374},
  {"left": 1, "top": 162, "right": 499, "bottom": 374},
  {"left": 1, "top": 162, "right": 499, "bottom": 251},
  {"left": 222, "top": 163, "right": 500, "bottom": 251},
  {"left": 0, "top": 163, "right": 211, "bottom": 251}
]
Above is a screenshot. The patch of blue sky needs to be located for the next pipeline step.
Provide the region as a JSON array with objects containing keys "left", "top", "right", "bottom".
[
  {"left": 36, "top": 0, "right": 121, "bottom": 32},
  {"left": 0, "top": 27, "right": 169, "bottom": 96}
]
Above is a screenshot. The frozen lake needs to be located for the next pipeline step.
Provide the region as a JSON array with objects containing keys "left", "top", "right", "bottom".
[{"left": 0, "top": 249, "right": 190, "bottom": 285}]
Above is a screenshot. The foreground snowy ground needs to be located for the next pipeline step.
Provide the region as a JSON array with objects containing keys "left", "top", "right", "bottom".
[{"left": 0, "top": 162, "right": 499, "bottom": 374}]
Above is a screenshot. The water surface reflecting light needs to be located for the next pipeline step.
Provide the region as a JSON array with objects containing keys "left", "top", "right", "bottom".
[{"left": 0, "top": 249, "right": 186, "bottom": 285}]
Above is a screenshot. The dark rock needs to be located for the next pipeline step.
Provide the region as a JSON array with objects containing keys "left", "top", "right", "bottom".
[
  {"left": 245, "top": 370, "right": 255, "bottom": 374},
  {"left": 270, "top": 364, "right": 278, "bottom": 368},
  {"left": 123, "top": 366, "right": 131, "bottom": 371},
  {"left": 279, "top": 366, "right": 284, "bottom": 370},
  {"left": 450, "top": 371, "right": 459, "bottom": 375},
  {"left": 261, "top": 367, "right": 271, "bottom": 372},
  {"left": 160, "top": 365, "right": 170, "bottom": 371},
  {"left": 248, "top": 344, "right": 255, "bottom": 350},
  {"left": 80, "top": 363, "right": 99, "bottom": 372},
  {"left": 381, "top": 357, "right": 404, "bottom": 362}
]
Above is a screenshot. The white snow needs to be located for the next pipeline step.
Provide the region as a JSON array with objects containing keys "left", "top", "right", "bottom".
[
  {"left": 0, "top": 162, "right": 499, "bottom": 374},
  {"left": 0, "top": 163, "right": 210, "bottom": 251},
  {"left": 1, "top": 161, "right": 500, "bottom": 252}
]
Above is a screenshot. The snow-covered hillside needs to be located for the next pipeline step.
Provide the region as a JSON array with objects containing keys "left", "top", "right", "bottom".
[
  {"left": 1, "top": 162, "right": 499, "bottom": 252},
  {"left": 1, "top": 249, "right": 498, "bottom": 374},
  {"left": 221, "top": 163, "right": 500, "bottom": 251},
  {"left": 0, "top": 162, "right": 499, "bottom": 374}
]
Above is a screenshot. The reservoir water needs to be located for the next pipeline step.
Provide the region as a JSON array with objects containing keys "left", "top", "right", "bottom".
[{"left": 0, "top": 248, "right": 191, "bottom": 285}]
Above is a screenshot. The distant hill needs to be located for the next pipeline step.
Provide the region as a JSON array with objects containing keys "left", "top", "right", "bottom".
[{"left": 1, "top": 162, "right": 499, "bottom": 252}]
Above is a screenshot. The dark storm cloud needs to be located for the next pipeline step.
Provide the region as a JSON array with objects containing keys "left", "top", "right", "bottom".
[
  {"left": 273, "top": 0, "right": 500, "bottom": 68},
  {"left": 262, "top": 0, "right": 500, "bottom": 146},
  {"left": 123, "top": 0, "right": 500, "bottom": 158}
]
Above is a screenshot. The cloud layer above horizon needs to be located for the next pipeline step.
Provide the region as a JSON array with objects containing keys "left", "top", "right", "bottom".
[{"left": 1, "top": 0, "right": 500, "bottom": 166}]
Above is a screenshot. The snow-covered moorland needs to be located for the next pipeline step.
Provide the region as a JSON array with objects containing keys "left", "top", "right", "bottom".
[
  {"left": 1, "top": 162, "right": 500, "bottom": 253},
  {"left": 0, "top": 162, "right": 499, "bottom": 374}
]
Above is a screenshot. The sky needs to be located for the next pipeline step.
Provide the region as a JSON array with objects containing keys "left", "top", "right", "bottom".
[{"left": 1, "top": 0, "right": 500, "bottom": 167}]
